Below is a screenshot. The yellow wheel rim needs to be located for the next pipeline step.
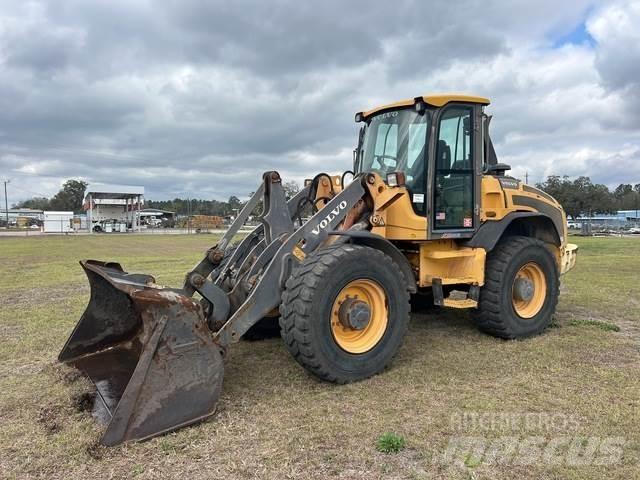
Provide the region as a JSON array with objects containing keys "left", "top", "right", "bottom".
[
  {"left": 512, "top": 262, "right": 547, "bottom": 319},
  {"left": 331, "top": 279, "right": 388, "bottom": 354}
]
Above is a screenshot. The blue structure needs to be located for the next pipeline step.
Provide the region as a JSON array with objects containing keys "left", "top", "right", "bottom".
[{"left": 571, "top": 210, "right": 640, "bottom": 227}]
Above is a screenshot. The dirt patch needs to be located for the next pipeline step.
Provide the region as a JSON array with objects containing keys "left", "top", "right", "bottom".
[
  {"left": 62, "top": 368, "right": 83, "bottom": 384},
  {"left": 85, "top": 441, "right": 106, "bottom": 460},
  {"left": 37, "top": 406, "right": 61, "bottom": 435},
  {"left": 73, "top": 391, "right": 96, "bottom": 413},
  {"left": 46, "top": 362, "right": 84, "bottom": 385}
]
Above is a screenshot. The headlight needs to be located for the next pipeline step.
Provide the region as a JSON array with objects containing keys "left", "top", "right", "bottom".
[{"left": 386, "top": 171, "right": 406, "bottom": 187}]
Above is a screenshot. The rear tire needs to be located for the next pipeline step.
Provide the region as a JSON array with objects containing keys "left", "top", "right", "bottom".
[
  {"left": 279, "top": 244, "right": 410, "bottom": 383},
  {"left": 472, "top": 236, "right": 559, "bottom": 339}
]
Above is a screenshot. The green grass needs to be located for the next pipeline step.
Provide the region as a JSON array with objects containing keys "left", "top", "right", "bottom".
[
  {"left": 569, "top": 319, "right": 621, "bottom": 332},
  {"left": 0, "top": 234, "right": 638, "bottom": 479},
  {"left": 376, "top": 432, "right": 406, "bottom": 453}
]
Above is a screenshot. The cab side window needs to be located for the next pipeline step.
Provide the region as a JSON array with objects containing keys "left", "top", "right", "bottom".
[{"left": 433, "top": 107, "right": 474, "bottom": 229}]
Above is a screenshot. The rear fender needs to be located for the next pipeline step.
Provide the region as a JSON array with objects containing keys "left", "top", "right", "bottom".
[{"left": 464, "top": 212, "right": 562, "bottom": 252}]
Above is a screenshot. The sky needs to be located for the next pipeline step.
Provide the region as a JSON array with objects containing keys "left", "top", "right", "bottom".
[{"left": 1, "top": 0, "right": 639, "bottom": 203}]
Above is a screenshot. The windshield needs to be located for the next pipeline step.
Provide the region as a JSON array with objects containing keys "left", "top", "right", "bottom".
[{"left": 357, "top": 108, "right": 429, "bottom": 210}]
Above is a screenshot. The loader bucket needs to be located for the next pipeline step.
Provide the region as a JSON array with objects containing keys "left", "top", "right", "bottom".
[{"left": 59, "top": 260, "right": 224, "bottom": 446}]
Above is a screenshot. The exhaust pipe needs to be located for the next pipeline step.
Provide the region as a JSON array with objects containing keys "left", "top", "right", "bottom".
[{"left": 59, "top": 261, "right": 224, "bottom": 446}]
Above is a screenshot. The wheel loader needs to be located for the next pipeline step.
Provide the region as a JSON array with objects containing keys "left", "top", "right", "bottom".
[{"left": 59, "top": 94, "right": 578, "bottom": 445}]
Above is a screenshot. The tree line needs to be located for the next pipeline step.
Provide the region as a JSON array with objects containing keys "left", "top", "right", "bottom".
[
  {"left": 13, "top": 179, "right": 301, "bottom": 216},
  {"left": 535, "top": 176, "right": 640, "bottom": 219},
  {"left": 146, "top": 181, "right": 300, "bottom": 216},
  {"left": 12, "top": 176, "right": 638, "bottom": 220},
  {"left": 145, "top": 196, "right": 243, "bottom": 217}
]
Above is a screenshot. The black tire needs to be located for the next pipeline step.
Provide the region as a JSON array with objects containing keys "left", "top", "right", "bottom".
[
  {"left": 472, "top": 236, "right": 559, "bottom": 339},
  {"left": 410, "top": 287, "right": 453, "bottom": 312},
  {"left": 279, "top": 244, "right": 410, "bottom": 383},
  {"left": 243, "top": 315, "right": 281, "bottom": 341},
  {"left": 410, "top": 291, "right": 436, "bottom": 312}
]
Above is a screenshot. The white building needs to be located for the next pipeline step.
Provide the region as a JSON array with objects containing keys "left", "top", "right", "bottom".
[
  {"left": 43, "top": 211, "right": 74, "bottom": 233},
  {"left": 84, "top": 184, "right": 144, "bottom": 233}
]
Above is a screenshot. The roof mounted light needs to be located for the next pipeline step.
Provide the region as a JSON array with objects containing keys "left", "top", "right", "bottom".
[{"left": 354, "top": 112, "right": 364, "bottom": 123}]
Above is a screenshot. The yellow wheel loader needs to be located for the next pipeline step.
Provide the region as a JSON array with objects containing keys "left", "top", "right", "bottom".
[{"left": 59, "top": 94, "right": 578, "bottom": 445}]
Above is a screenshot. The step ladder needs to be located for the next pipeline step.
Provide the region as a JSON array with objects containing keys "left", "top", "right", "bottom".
[{"left": 431, "top": 278, "right": 480, "bottom": 309}]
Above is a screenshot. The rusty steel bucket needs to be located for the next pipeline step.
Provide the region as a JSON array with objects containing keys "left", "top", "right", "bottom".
[{"left": 58, "top": 260, "right": 224, "bottom": 446}]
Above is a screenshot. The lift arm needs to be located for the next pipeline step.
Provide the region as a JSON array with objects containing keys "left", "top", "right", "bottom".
[{"left": 214, "top": 176, "right": 366, "bottom": 346}]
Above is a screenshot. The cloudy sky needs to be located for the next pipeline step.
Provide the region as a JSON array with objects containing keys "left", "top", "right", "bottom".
[{"left": 1, "top": 0, "right": 639, "bottom": 202}]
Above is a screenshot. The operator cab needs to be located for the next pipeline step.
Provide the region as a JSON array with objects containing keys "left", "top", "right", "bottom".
[{"left": 354, "top": 94, "right": 503, "bottom": 237}]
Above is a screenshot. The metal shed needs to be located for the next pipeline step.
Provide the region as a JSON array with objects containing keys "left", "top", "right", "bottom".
[{"left": 84, "top": 184, "right": 144, "bottom": 233}]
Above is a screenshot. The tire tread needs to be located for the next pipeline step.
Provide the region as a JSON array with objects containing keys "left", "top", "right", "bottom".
[
  {"left": 473, "top": 236, "right": 560, "bottom": 339},
  {"left": 279, "top": 243, "right": 410, "bottom": 383}
]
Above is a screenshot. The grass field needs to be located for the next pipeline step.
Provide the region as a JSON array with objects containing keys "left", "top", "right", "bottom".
[{"left": 1, "top": 235, "right": 638, "bottom": 479}]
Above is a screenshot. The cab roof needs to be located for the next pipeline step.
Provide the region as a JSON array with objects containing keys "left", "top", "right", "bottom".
[{"left": 359, "top": 93, "right": 490, "bottom": 119}]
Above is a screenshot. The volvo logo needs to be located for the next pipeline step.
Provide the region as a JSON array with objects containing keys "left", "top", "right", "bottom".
[{"left": 310, "top": 201, "right": 348, "bottom": 235}]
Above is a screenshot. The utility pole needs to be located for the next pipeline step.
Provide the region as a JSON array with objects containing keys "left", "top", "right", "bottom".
[
  {"left": 525, "top": 172, "right": 529, "bottom": 184},
  {"left": 187, "top": 198, "right": 191, "bottom": 234},
  {"left": 3, "top": 179, "right": 9, "bottom": 227}
]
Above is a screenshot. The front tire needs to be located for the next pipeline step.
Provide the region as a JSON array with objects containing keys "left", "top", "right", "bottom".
[
  {"left": 279, "top": 244, "right": 410, "bottom": 383},
  {"left": 243, "top": 315, "right": 280, "bottom": 340},
  {"left": 472, "top": 236, "right": 559, "bottom": 339}
]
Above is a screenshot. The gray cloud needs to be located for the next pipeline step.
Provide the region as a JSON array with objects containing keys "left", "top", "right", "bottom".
[{"left": 1, "top": 0, "right": 638, "bottom": 204}]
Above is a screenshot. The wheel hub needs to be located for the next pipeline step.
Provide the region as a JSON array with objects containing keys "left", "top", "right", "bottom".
[
  {"left": 338, "top": 298, "right": 371, "bottom": 330},
  {"left": 330, "top": 279, "right": 388, "bottom": 354},
  {"left": 513, "top": 277, "right": 534, "bottom": 302},
  {"left": 511, "top": 262, "right": 547, "bottom": 319}
]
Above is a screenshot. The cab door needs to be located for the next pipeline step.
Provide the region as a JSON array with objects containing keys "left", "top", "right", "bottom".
[{"left": 428, "top": 104, "right": 482, "bottom": 239}]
